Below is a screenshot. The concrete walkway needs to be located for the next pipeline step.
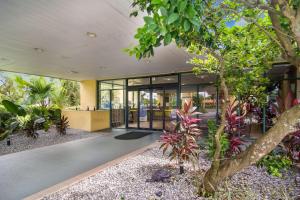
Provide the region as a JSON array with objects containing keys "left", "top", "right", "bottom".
[{"left": 0, "top": 129, "right": 160, "bottom": 200}]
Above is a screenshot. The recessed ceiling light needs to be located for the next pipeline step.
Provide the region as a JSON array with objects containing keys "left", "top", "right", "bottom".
[
  {"left": 86, "top": 32, "right": 97, "bottom": 38},
  {"left": 34, "top": 48, "right": 44, "bottom": 53},
  {"left": 71, "top": 70, "right": 79, "bottom": 74}
]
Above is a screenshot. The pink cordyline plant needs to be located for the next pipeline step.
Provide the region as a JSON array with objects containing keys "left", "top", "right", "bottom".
[{"left": 160, "top": 100, "right": 202, "bottom": 173}]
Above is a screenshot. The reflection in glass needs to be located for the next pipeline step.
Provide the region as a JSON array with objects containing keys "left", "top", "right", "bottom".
[
  {"left": 198, "top": 85, "right": 217, "bottom": 113},
  {"left": 181, "top": 85, "right": 197, "bottom": 108},
  {"left": 164, "top": 89, "right": 177, "bottom": 130},
  {"left": 152, "top": 89, "right": 164, "bottom": 129},
  {"left": 100, "top": 90, "right": 110, "bottom": 109},
  {"left": 139, "top": 90, "right": 150, "bottom": 129},
  {"left": 128, "top": 78, "right": 150, "bottom": 86},
  {"left": 128, "top": 91, "right": 138, "bottom": 128},
  {"left": 152, "top": 75, "right": 178, "bottom": 84},
  {"left": 111, "top": 90, "right": 125, "bottom": 128}
]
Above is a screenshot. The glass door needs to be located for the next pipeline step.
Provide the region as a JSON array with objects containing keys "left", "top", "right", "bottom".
[
  {"left": 164, "top": 89, "right": 177, "bottom": 130},
  {"left": 139, "top": 90, "right": 151, "bottom": 129},
  {"left": 128, "top": 91, "right": 138, "bottom": 128},
  {"left": 152, "top": 89, "right": 164, "bottom": 129}
]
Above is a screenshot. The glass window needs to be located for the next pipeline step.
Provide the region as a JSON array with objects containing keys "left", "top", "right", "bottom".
[
  {"left": 181, "top": 73, "right": 216, "bottom": 85},
  {"left": 100, "top": 90, "right": 110, "bottom": 109},
  {"left": 112, "top": 79, "right": 125, "bottom": 89},
  {"left": 100, "top": 82, "right": 113, "bottom": 90},
  {"left": 152, "top": 75, "right": 178, "bottom": 84},
  {"left": 128, "top": 78, "right": 150, "bottom": 86},
  {"left": 181, "top": 85, "right": 197, "bottom": 108}
]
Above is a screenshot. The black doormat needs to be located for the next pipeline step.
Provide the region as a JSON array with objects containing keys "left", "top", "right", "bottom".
[{"left": 115, "top": 131, "right": 153, "bottom": 140}]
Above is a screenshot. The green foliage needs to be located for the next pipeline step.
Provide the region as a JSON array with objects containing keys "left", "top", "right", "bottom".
[
  {"left": 206, "top": 120, "right": 230, "bottom": 159},
  {"left": 2, "top": 100, "right": 26, "bottom": 116},
  {"left": 60, "top": 80, "right": 80, "bottom": 107},
  {"left": 0, "top": 76, "right": 24, "bottom": 103},
  {"left": 257, "top": 152, "right": 292, "bottom": 177},
  {"left": 15, "top": 76, "right": 53, "bottom": 107}
]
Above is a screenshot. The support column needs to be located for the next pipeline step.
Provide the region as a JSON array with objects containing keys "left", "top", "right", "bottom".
[{"left": 80, "top": 80, "right": 97, "bottom": 110}]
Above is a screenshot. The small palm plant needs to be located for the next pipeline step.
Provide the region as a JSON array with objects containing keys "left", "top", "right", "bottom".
[{"left": 160, "top": 100, "right": 202, "bottom": 173}]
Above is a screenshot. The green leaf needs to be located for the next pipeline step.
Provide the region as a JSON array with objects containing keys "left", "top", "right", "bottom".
[
  {"left": 159, "top": 7, "right": 168, "bottom": 16},
  {"left": 0, "top": 130, "right": 9, "bottom": 141},
  {"left": 2, "top": 100, "right": 26, "bottom": 116},
  {"left": 184, "top": 20, "right": 191, "bottom": 32},
  {"left": 143, "top": 16, "right": 154, "bottom": 24},
  {"left": 187, "top": 5, "right": 196, "bottom": 18},
  {"left": 178, "top": 1, "right": 187, "bottom": 12},
  {"left": 167, "top": 13, "right": 179, "bottom": 24},
  {"left": 151, "top": 0, "right": 161, "bottom": 4},
  {"left": 164, "top": 33, "right": 172, "bottom": 45},
  {"left": 190, "top": 17, "right": 200, "bottom": 28}
]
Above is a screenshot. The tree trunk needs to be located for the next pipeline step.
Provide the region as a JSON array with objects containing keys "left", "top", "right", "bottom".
[
  {"left": 200, "top": 52, "right": 229, "bottom": 195},
  {"left": 201, "top": 104, "right": 300, "bottom": 194}
]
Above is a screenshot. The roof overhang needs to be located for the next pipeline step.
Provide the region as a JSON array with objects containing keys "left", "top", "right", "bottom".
[{"left": 0, "top": 0, "right": 192, "bottom": 81}]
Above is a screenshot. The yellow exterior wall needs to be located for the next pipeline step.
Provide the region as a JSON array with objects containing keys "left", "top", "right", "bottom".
[
  {"left": 62, "top": 110, "right": 110, "bottom": 132},
  {"left": 80, "top": 80, "right": 97, "bottom": 110}
]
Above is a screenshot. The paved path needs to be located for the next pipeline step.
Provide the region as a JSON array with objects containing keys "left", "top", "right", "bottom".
[{"left": 0, "top": 129, "right": 160, "bottom": 200}]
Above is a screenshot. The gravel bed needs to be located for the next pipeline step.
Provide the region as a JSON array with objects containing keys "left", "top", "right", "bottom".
[
  {"left": 42, "top": 147, "right": 300, "bottom": 200},
  {"left": 0, "top": 128, "right": 97, "bottom": 156}
]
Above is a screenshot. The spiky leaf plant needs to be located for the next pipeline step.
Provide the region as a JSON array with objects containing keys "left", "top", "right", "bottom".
[{"left": 56, "top": 115, "right": 69, "bottom": 135}]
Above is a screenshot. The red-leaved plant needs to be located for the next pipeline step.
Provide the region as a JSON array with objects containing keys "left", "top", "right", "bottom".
[
  {"left": 275, "top": 91, "right": 300, "bottom": 162},
  {"left": 224, "top": 97, "right": 247, "bottom": 155},
  {"left": 160, "top": 100, "right": 202, "bottom": 173},
  {"left": 225, "top": 97, "right": 247, "bottom": 136}
]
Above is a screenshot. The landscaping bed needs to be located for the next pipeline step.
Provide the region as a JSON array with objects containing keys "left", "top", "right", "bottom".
[
  {"left": 0, "top": 128, "right": 97, "bottom": 156},
  {"left": 41, "top": 146, "right": 300, "bottom": 200}
]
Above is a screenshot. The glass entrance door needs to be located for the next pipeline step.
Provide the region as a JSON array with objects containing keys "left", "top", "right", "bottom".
[
  {"left": 127, "top": 87, "right": 178, "bottom": 130},
  {"left": 152, "top": 89, "right": 164, "bottom": 129},
  {"left": 164, "top": 89, "right": 177, "bottom": 130},
  {"left": 139, "top": 90, "right": 151, "bottom": 129}
]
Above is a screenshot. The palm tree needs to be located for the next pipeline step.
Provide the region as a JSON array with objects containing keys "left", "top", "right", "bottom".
[
  {"left": 50, "top": 87, "right": 66, "bottom": 109},
  {"left": 16, "top": 76, "right": 53, "bottom": 107}
]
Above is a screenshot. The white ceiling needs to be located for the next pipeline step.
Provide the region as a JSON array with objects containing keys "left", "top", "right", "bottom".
[{"left": 0, "top": 0, "right": 192, "bottom": 81}]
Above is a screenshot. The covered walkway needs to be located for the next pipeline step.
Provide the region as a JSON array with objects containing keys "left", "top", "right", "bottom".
[{"left": 0, "top": 129, "right": 160, "bottom": 200}]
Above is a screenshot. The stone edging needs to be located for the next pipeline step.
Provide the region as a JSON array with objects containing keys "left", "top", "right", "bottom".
[{"left": 23, "top": 141, "right": 160, "bottom": 200}]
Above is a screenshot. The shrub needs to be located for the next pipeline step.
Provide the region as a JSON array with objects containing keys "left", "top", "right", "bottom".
[
  {"left": 160, "top": 100, "right": 202, "bottom": 170},
  {"left": 257, "top": 151, "right": 292, "bottom": 177},
  {"left": 56, "top": 115, "right": 69, "bottom": 135}
]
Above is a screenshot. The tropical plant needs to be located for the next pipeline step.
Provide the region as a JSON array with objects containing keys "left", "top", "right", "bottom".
[
  {"left": 0, "top": 76, "right": 24, "bottom": 103},
  {"left": 19, "top": 115, "right": 45, "bottom": 138},
  {"left": 282, "top": 123, "right": 300, "bottom": 162},
  {"left": 15, "top": 76, "right": 53, "bottom": 107},
  {"left": 56, "top": 115, "right": 69, "bottom": 135},
  {"left": 257, "top": 151, "right": 292, "bottom": 177},
  {"left": 50, "top": 87, "right": 67, "bottom": 109},
  {"left": 160, "top": 100, "right": 201, "bottom": 173},
  {"left": 225, "top": 97, "right": 247, "bottom": 136},
  {"left": 2, "top": 100, "right": 47, "bottom": 139},
  {"left": 60, "top": 80, "right": 80, "bottom": 107}
]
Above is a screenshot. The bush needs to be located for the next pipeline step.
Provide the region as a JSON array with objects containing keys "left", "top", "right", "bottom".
[
  {"left": 257, "top": 151, "right": 292, "bottom": 177},
  {"left": 160, "top": 100, "right": 202, "bottom": 171}
]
